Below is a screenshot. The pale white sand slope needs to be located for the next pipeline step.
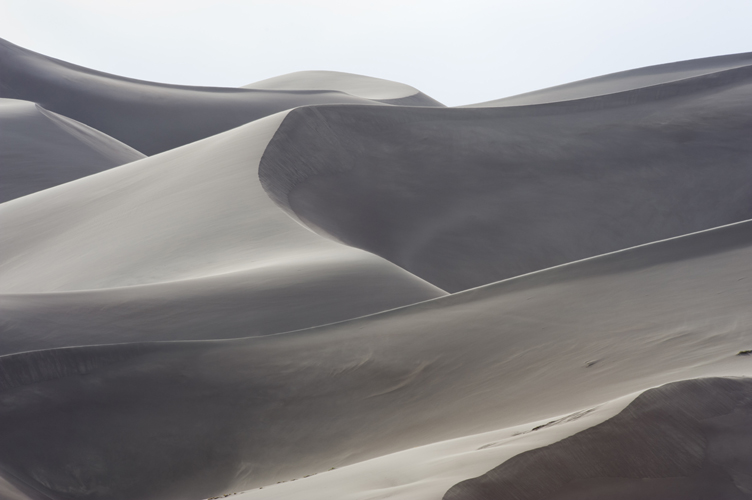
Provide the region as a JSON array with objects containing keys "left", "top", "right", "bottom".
[{"left": 0, "top": 111, "right": 444, "bottom": 354}]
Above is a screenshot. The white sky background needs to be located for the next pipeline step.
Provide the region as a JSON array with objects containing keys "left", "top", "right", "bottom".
[{"left": 1, "top": 0, "right": 751, "bottom": 106}]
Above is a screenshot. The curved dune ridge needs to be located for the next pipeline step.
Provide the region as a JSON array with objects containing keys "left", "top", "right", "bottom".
[
  {"left": 1, "top": 39, "right": 752, "bottom": 500},
  {"left": 0, "top": 110, "right": 444, "bottom": 354},
  {"left": 0, "top": 38, "right": 443, "bottom": 156},
  {"left": 260, "top": 63, "right": 752, "bottom": 291},
  {"left": 243, "top": 70, "right": 444, "bottom": 106},
  {"left": 0, "top": 98, "right": 144, "bottom": 202},
  {"left": 3, "top": 217, "right": 752, "bottom": 499}
]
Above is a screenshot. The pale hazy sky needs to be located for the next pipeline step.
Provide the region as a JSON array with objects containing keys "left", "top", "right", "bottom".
[{"left": 1, "top": 0, "right": 751, "bottom": 106}]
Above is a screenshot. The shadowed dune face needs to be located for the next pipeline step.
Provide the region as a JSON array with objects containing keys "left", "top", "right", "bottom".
[
  {"left": 3, "top": 217, "right": 752, "bottom": 499},
  {"left": 0, "top": 98, "right": 144, "bottom": 202},
  {"left": 444, "top": 378, "right": 752, "bottom": 500},
  {"left": 468, "top": 51, "right": 752, "bottom": 107},
  {"left": 260, "top": 66, "right": 752, "bottom": 291},
  {"left": 0, "top": 39, "right": 441, "bottom": 156}
]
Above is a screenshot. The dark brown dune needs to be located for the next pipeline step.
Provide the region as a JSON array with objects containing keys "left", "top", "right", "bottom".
[
  {"left": 467, "top": 51, "right": 752, "bottom": 106},
  {"left": 444, "top": 377, "right": 752, "bottom": 500}
]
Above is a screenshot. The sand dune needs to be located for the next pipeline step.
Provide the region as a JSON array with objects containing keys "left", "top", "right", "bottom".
[
  {"left": 3, "top": 217, "right": 752, "bottom": 499},
  {"left": 0, "top": 38, "right": 442, "bottom": 156},
  {"left": 445, "top": 377, "right": 752, "bottom": 500},
  {"left": 244, "top": 70, "right": 444, "bottom": 106},
  {"left": 0, "top": 111, "right": 444, "bottom": 354},
  {"left": 0, "top": 98, "right": 143, "bottom": 203},
  {"left": 3, "top": 42, "right": 752, "bottom": 500},
  {"left": 260, "top": 64, "right": 752, "bottom": 291},
  {"left": 467, "top": 51, "right": 752, "bottom": 107}
]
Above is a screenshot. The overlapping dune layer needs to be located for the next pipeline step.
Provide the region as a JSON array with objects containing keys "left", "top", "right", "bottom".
[{"left": 1, "top": 37, "right": 752, "bottom": 500}]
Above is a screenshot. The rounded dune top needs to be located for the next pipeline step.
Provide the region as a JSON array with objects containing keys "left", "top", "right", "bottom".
[
  {"left": 468, "top": 51, "right": 752, "bottom": 107},
  {"left": 243, "top": 70, "right": 421, "bottom": 100}
]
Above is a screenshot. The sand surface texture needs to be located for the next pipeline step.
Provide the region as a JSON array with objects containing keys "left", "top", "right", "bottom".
[{"left": 0, "top": 41, "right": 751, "bottom": 500}]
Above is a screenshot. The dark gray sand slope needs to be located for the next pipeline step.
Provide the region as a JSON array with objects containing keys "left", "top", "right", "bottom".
[
  {"left": 0, "top": 111, "right": 444, "bottom": 355},
  {"left": 0, "top": 38, "right": 443, "bottom": 156},
  {"left": 445, "top": 377, "right": 752, "bottom": 500},
  {"left": 468, "top": 51, "right": 752, "bottom": 106},
  {"left": 260, "top": 61, "right": 752, "bottom": 291},
  {"left": 0, "top": 98, "right": 143, "bottom": 202},
  {"left": 2, "top": 218, "right": 752, "bottom": 500}
]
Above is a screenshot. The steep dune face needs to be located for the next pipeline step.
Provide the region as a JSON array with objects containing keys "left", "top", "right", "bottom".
[
  {"left": 444, "top": 377, "right": 752, "bottom": 500},
  {"left": 0, "top": 111, "right": 444, "bottom": 354},
  {"left": 468, "top": 51, "right": 752, "bottom": 106},
  {"left": 244, "top": 70, "right": 444, "bottom": 106},
  {"left": 0, "top": 38, "right": 410, "bottom": 155},
  {"left": 260, "top": 65, "right": 752, "bottom": 291},
  {"left": 0, "top": 98, "right": 143, "bottom": 202},
  {"left": 2, "top": 218, "right": 752, "bottom": 499}
]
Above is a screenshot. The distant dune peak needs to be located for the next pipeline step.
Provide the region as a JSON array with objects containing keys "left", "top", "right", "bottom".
[
  {"left": 244, "top": 70, "right": 429, "bottom": 101},
  {"left": 468, "top": 50, "right": 752, "bottom": 107}
]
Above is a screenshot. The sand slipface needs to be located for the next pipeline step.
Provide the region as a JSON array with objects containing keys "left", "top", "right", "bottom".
[
  {"left": 2, "top": 39, "right": 752, "bottom": 500},
  {"left": 259, "top": 60, "right": 752, "bottom": 291},
  {"left": 0, "top": 98, "right": 143, "bottom": 202}
]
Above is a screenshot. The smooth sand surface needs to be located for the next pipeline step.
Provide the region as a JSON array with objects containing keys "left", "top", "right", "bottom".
[
  {"left": 3, "top": 218, "right": 752, "bottom": 499},
  {"left": 467, "top": 51, "right": 752, "bottom": 107},
  {"left": 228, "top": 393, "right": 639, "bottom": 500},
  {"left": 0, "top": 38, "right": 440, "bottom": 156},
  {"left": 3, "top": 44, "right": 752, "bottom": 500},
  {"left": 244, "top": 70, "right": 444, "bottom": 106},
  {"left": 0, "top": 110, "right": 444, "bottom": 354},
  {"left": 260, "top": 63, "right": 752, "bottom": 291},
  {"left": 0, "top": 98, "right": 143, "bottom": 202}
]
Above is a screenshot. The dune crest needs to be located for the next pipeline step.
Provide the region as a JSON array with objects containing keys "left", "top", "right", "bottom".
[{"left": 244, "top": 70, "right": 444, "bottom": 106}]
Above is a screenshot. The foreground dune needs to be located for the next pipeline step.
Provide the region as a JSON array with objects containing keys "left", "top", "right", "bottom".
[
  {"left": 0, "top": 98, "right": 143, "bottom": 202},
  {"left": 446, "top": 377, "right": 752, "bottom": 499},
  {"left": 1, "top": 41, "right": 752, "bottom": 500},
  {"left": 2, "top": 218, "right": 752, "bottom": 499}
]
